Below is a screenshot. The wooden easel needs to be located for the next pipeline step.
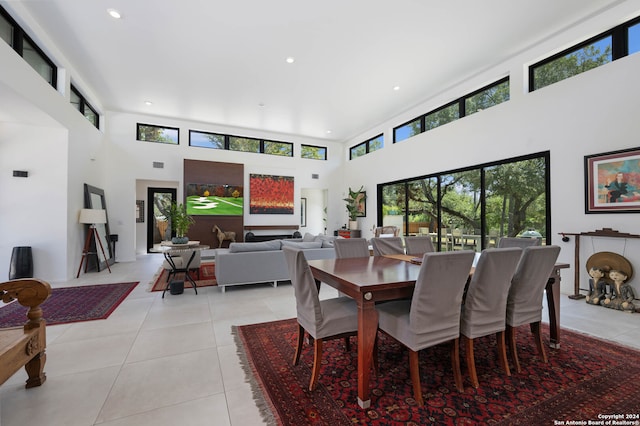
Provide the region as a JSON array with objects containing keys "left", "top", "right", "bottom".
[
  {"left": 559, "top": 228, "right": 640, "bottom": 299},
  {"left": 76, "top": 225, "right": 111, "bottom": 278}
]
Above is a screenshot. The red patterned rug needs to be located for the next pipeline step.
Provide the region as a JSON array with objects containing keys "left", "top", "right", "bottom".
[
  {"left": 234, "top": 318, "right": 640, "bottom": 425},
  {"left": 148, "top": 262, "right": 217, "bottom": 292},
  {"left": 0, "top": 282, "right": 138, "bottom": 327}
]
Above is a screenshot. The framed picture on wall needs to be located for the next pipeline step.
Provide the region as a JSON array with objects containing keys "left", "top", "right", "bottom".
[
  {"left": 584, "top": 147, "right": 640, "bottom": 213},
  {"left": 249, "top": 174, "right": 294, "bottom": 214}
]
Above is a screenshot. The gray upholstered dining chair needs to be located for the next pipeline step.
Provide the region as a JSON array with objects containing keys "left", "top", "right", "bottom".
[
  {"left": 376, "top": 250, "right": 476, "bottom": 406},
  {"left": 405, "top": 236, "right": 435, "bottom": 257},
  {"left": 334, "top": 238, "right": 370, "bottom": 258},
  {"left": 374, "top": 225, "right": 400, "bottom": 237},
  {"left": 283, "top": 246, "right": 358, "bottom": 391},
  {"left": 460, "top": 247, "right": 523, "bottom": 388},
  {"left": 498, "top": 237, "right": 540, "bottom": 249},
  {"left": 506, "top": 245, "right": 561, "bottom": 373},
  {"left": 370, "top": 237, "right": 404, "bottom": 256}
]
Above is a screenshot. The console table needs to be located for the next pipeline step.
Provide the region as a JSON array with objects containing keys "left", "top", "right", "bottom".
[
  {"left": 559, "top": 228, "right": 640, "bottom": 299},
  {"left": 335, "top": 229, "right": 361, "bottom": 238}
]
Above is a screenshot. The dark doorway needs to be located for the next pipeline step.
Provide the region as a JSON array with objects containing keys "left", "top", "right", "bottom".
[{"left": 147, "top": 187, "right": 177, "bottom": 253}]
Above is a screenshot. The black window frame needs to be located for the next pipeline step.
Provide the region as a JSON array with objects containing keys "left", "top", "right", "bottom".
[
  {"left": 377, "top": 151, "right": 551, "bottom": 247},
  {"left": 301, "top": 144, "right": 328, "bottom": 160},
  {"left": 189, "top": 129, "right": 226, "bottom": 149},
  {"left": 350, "top": 133, "right": 383, "bottom": 159},
  {"left": 263, "top": 139, "right": 294, "bottom": 157},
  {"left": 189, "top": 129, "right": 295, "bottom": 157},
  {"left": 0, "top": 5, "right": 57, "bottom": 89},
  {"left": 228, "top": 135, "right": 261, "bottom": 153},
  {"left": 393, "top": 77, "right": 509, "bottom": 143},
  {"left": 462, "top": 76, "right": 510, "bottom": 117},
  {"left": 136, "top": 123, "right": 180, "bottom": 145},
  {"left": 529, "top": 15, "right": 640, "bottom": 92},
  {"left": 70, "top": 84, "right": 99, "bottom": 128}
]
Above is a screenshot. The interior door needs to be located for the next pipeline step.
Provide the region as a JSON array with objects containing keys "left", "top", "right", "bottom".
[{"left": 147, "top": 187, "right": 176, "bottom": 253}]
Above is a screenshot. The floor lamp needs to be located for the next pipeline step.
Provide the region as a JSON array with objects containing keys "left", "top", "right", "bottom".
[{"left": 76, "top": 208, "right": 112, "bottom": 278}]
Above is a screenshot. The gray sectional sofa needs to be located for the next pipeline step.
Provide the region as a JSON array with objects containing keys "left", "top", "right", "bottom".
[{"left": 214, "top": 234, "right": 337, "bottom": 292}]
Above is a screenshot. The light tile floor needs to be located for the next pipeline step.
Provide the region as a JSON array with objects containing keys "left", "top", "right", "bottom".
[{"left": 1, "top": 254, "right": 640, "bottom": 425}]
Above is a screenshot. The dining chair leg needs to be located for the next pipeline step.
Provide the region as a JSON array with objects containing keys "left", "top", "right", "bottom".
[
  {"left": 464, "top": 336, "right": 479, "bottom": 388},
  {"left": 293, "top": 324, "right": 304, "bottom": 366},
  {"left": 408, "top": 349, "right": 424, "bottom": 406},
  {"left": 450, "top": 338, "right": 464, "bottom": 392},
  {"left": 344, "top": 336, "right": 350, "bottom": 352},
  {"left": 531, "top": 321, "right": 547, "bottom": 363},
  {"left": 496, "top": 331, "right": 511, "bottom": 377},
  {"left": 309, "top": 338, "right": 324, "bottom": 391},
  {"left": 506, "top": 325, "right": 521, "bottom": 373}
]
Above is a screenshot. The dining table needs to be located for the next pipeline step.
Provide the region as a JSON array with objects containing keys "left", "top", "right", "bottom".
[{"left": 307, "top": 254, "right": 569, "bottom": 409}]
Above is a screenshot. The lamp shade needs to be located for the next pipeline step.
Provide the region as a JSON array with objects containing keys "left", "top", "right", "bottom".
[{"left": 79, "top": 208, "right": 107, "bottom": 224}]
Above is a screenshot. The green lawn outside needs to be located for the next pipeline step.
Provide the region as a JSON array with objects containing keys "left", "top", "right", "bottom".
[{"left": 186, "top": 195, "right": 243, "bottom": 216}]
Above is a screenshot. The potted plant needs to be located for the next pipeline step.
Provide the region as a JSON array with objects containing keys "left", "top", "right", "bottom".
[
  {"left": 169, "top": 202, "right": 194, "bottom": 244},
  {"left": 343, "top": 186, "right": 366, "bottom": 230}
]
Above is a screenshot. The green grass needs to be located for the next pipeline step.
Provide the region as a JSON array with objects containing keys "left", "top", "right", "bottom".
[{"left": 186, "top": 195, "right": 243, "bottom": 216}]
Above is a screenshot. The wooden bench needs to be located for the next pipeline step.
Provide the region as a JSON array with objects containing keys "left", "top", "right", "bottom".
[{"left": 0, "top": 278, "right": 51, "bottom": 388}]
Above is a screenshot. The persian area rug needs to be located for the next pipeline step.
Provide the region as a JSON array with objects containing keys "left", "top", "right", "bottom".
[
  {"left": 0, "top": 282, "right": 138, "bottom": 328},
  {"left": 148, "top": 262, "right": 217, "bottom": 292},
  {"left": 234, "top": 318, "right": 640, "bottom": 425}
]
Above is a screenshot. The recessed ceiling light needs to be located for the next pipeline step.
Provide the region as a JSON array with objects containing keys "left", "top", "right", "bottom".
[
  {"left": 326, "top": 130, "right": 332, "bottom": 134},
  {"left": 107, "top": 8, "right": 122, "bottom": 19},
  {"left": 258, "top": 102, "right": 265, "bottom": 107},
  {"left": 285, "top": 57, "right": 295, "bottom": 64},
  {"left": 393, "top": 85, "right": 400, "bottom": 91},
  {"left": 144, "top": 101, "right": 153, "bottom": 106}
]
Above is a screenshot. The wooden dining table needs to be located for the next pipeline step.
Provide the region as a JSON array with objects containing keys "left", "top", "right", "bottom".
[{"left": 307, "top": 254, "right": 569, "bottom": 409}]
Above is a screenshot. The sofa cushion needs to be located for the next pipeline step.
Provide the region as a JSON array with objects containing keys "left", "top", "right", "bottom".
[
  {"left": 302, "top": 232, "right": 316, "bottom": 242},
  {"left": 281, "top": 240, "right": 322, "bottom": 249},
  {"left": 314, "top": 235, "right": 335, "bottom": 248},
  {"left": 229, "top": 240, "right": 282, "bottom": 253}
]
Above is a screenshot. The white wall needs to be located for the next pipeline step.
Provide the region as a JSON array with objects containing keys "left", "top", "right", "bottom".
[
  {"left": 340, "top": 2, "right": 640, "bottom": 295},
  {"left": 0, "top": 123, "right": 67, "bottom": 280},
  {"left": 0, "top": 39, "right": 108, "bottom": 283},
  {"left": 105, "top": 111, "right": 343, "bottom": 262},
  {"left": 2, "top": 0, "right": 640, "bottom": 295}
]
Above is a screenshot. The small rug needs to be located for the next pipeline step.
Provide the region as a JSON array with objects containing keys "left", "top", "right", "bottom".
[
  {"left": 0, "top": 282, "right": 138, "bottom": 328},
  {"left": 148, "top": 262, "right": 217, "bottom": 292},
  {"left": 234, "top": 318, "right": 640, "bottom": 425}
]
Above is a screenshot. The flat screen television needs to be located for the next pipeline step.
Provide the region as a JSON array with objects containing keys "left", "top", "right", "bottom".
[{"left": 185, "top": 183, "right": 244, "bottom": 216}]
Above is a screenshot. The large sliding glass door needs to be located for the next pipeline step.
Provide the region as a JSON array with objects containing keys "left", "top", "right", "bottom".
[{"left": 377, "top": 152, "right": 550, "bottom": 251}]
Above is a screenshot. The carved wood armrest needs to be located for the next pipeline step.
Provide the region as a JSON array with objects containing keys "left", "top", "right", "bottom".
[{"left": 0, "top": 279, "right": 52, "bottom": 331}]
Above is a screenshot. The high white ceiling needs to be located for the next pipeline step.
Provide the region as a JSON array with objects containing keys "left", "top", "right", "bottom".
[{"left": 13, "top": 0, "right": 625, "bottom": 142}]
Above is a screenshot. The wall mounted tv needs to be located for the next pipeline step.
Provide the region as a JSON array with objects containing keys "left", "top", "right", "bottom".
[{"left": 185, "top": 183, "right": 244, "bottom": 216}]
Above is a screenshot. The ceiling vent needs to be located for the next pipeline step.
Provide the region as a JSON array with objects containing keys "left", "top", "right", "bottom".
[
  {"left": 312, "top": 174, "right": 319, "bottom": 179},
  {"left": 152, "top": 161, "right": 164, "bottom": 169}
]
